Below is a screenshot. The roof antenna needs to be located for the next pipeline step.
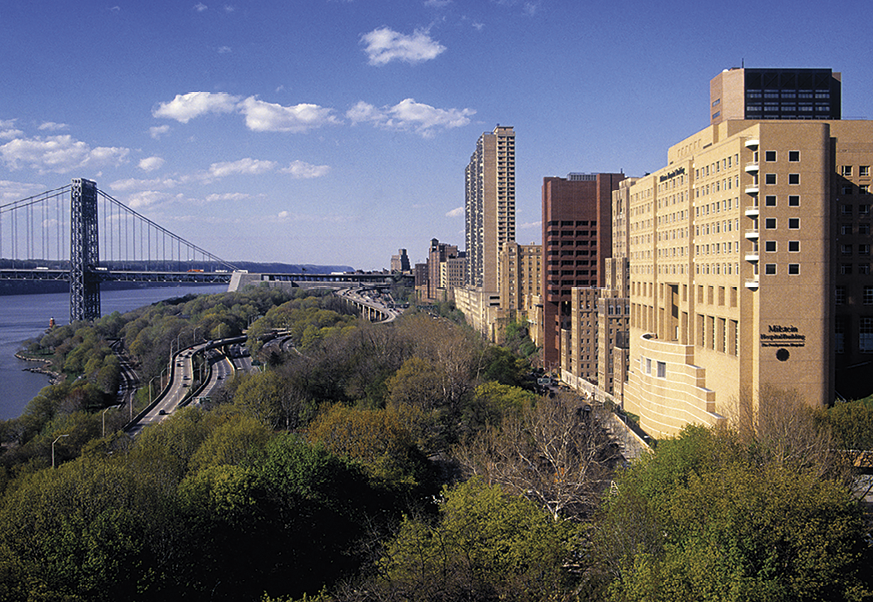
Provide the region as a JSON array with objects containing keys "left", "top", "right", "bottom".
[{"left": 742, "top": 58, "right": 745, "bottom": 68}]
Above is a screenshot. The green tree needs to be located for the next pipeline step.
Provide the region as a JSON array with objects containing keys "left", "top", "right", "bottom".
[
  {"left": 306, "top": 403, "right": 431, "bottom": 494},
  {"left": 374, "top": 477, "right": 582, "bottom": 602},
  {"left": 594, "top": 425, "right": 871, "bottom": 602}
]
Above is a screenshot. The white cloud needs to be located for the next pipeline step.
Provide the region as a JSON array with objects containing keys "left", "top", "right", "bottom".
[
  {"left": 361, "top": 27, "right": 446, "bottom": 65},
  {"left": 424, "top": 0, "right": 452, "bottom": 7},
  {"left": 446, "top": 206, "right": 464, "bottom": 218},
  {"left": 0, "top": 135, "right": 129, "bottom": 174},
  {"left": 109, "top": 177, "right": 177, "bottom": 192},
  {"left": 128, "top": 190, "right": 171, "bottom": 210},
  {"left": 208, "top": 157, "right": 276, "bottom": 178},
  {"left": 0, "top": 119, "right": 23, "bottom": 140},
  {"left": 38, "top": 122, "right": 67, "bottom": 131},
  {"left": 346, "top": 98, "right": 474, "bottom": 137},
  {"left": 194, "top": 3, "right": 208, "bottom": 12},
  {"left": 281, "top": 160, "right": 331, "bottom": 179},
  {"left": 152, "top": 91, "right": 241, "bottom": 123},
  {"left": 139, "top": 156, "right": 165, "bottom": 172},
  {"left": 204, "top": 192, "right": 250, "bottom": 202},
  {"left": 0, "top": 179, "right": 46, "bottom": 202},
  {"left": 238, "top": 97, "right": 339, "bottom": 133},
  {"left": 217, "top": 46, "right": 232, "bottom": 54},
  {"left": 150, "top": 125, "right": 170, "bottom": 139}
]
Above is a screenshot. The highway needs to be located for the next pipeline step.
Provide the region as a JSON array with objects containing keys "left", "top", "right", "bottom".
[
  {"left": 125, "top": 337, "right": 250, "bottom": 436},
  {"left": 336, "top": 286, "right": 404, "bottom": 322}
]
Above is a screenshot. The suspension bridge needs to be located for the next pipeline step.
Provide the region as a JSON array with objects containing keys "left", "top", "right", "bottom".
[
  {"left": 1, "top": 178, "right": 412, "bottom": 323},
  {"left": 0, "top": 178, "right": 238, "bottom": 321}
]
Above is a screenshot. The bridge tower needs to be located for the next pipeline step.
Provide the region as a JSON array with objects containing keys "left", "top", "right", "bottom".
[{"left": 70, "top": 178, "right": 101, "bottom": 321}]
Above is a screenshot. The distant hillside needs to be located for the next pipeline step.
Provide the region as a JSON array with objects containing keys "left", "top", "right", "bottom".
[{"left": 0, "top": 261, "right": 357, "bottom": 296}]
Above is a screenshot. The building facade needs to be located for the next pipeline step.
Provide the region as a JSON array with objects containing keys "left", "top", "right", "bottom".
[
  {"left": 541, "top": 172, "right": 625, "bottom": 370},
  {"left": 499, "top": 242, "right": 542, "bottom": 317},
  {"left": 465, "top": 125, "right": 516, "bottom": 291},
  {"left": 427, "top": 239, "right": 460, "bottom": 302},
  {"left": 710, "top": 67, "right": 841, "bottom": 125},
  {"left": 622, "top": 118, "right": 873, "bottom": 438},
  {"left": 390, "top": 248, "right": 411, "bottom": 273}
]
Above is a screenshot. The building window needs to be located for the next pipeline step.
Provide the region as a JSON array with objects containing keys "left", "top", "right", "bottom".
[
  {"left": 788, "top": 240, "right": 800, "bottom": 253},
  {"left": 862, "top": 264, "right": 871, "bottom": 275},
  {"left": 789, "top": 151, "right": 801, "bottom": 162},
  {"left": 765, "top": 150, "right": 777, "bottom": 162},
  {"left": 788, "top": 218, "right": 800, "bottom": 229},
  {"left": 841, "top": 244, "right": 853, "bottom": 255},
  {"left": 836, "top": 316, "right": 846, "bottom": 354},
  {"left": 765, "top": 195, "right": 777, "bottom": 207},
  {"left": 841, "top": 263, "right": 853, "bottom": 275},
  {"left": 860, "top": 224, "right": 870, "bottom": 235},
  {"left": 861, "top": 318, "right": 873, "bottom": 353},
  {"left": 860, "top": 166, "right": 870, "bottom": 177},
  {"left": 842, "top": 224, "right": 853, "bottom": 235},
  {"left": 788, "top": 173, "right": 800, "bottom": 185},
  {"left": 861, "top": 244, "right": 871, "bottom": 256},
  {"left": 765, "top": 173, "right": 777, "bottom": 185},
  {"left": 765, "top": 218, "right": 777, "bottom": 229},
  {"left": 842, "top": 186, "right": 854, "bottom": 195},
  {"left": 842, "top": 165, "right": 853, "bottom": 177},
  {"left": 865, "top": 286, "right": 873, "bottom": 305},
  {"left": 842, "top": 204, "right": 854, "bottom": 216},
  {"left": 765, "top": 263, "right": 777, "bottom": 275},
  {"left": 765, "top": 240, "right": 777, "bottom": 252},
  {"left": 861, "top": 185, "right": 869, "bottom": 195},
  {"left": 788, "top": 264, "right": 800, "bottom": 275},
  {"left": 836, "top": 285, "right": 846, "bottom": 305},
  {"left": 861, "top": 204, "right": 871, "bottom": 216},
  {"left": 656, "top": 361, "right": 666, "bottom": 378}
]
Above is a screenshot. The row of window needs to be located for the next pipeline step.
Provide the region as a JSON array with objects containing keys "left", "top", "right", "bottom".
[
  {"left": 836, "top": 286, "right": 873, "bottom": 305},
  {"left": 762, "top": 263, "right": 801, "bottom": 275},
  {"left": 835, "top": 316, "right": 873, "bottom": 354},
  {"left": 763, "top": 217, "right": 801, "bottom": 229},
  {"left": 763, "top": 173, "right": 801, "bottom": 185},
  {"left": 841, "top": 165, "right": 871, "bottom": 177},
  {"left": 764, "top": 195, "right": 801, "bottom": 207},
  {"left": 760, "top": 150, "right": 802, "bottom": 162}
]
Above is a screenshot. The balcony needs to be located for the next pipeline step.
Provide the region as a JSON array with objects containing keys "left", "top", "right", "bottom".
[
  {"left": 744, "top": 162, "right": 759, "bottom": 173},
  {"left": 745, "top": 138, "right": 759, "bottom": 148},
  {"left": 745, "top": 251, "right": 759, "bottom": 262},
  {"left": 744, "top": 278, "right": 759, "bottom": 290},
  {"left": 745, "top": 184, "right": 759, "bottom": 195},
  {"left": 744, "top": 204, "right": 760, "bottom": 217},
  {"left": 744, "top": 228, "right": 759, "bottom": 239}
]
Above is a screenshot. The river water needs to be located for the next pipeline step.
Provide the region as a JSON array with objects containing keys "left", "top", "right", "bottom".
[{"left": 0, "top": 284, "right": 227, "bottom": 420}]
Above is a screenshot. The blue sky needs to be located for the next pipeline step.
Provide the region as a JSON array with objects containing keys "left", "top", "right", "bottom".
[{"left": 2, "top": 0, "right": 871, "bottom": 270}]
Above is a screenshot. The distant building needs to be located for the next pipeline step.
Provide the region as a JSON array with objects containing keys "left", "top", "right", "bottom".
[
  {"left": 413, "top": 262, "right": 428, "bottom": 302},
  {"left": 465, "top": 126, "right": 516, "bottom": 290},
  {"left": 541, "top": 172, "right": 625, "bottom": 370},
  {"left": 500, "top": 241, "right": 542, "bottom": 321},
  {"left": 457, "top": 125, "right": 516, "bottom": 342},
  {"left": 390, "top": 248, "right": 411, "bottom": 273},
  {"left": 426, "top": 239, "right": 462, "bottom": 302}
]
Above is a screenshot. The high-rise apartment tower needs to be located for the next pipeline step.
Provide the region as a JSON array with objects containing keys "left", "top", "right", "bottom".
[{"left": 465, "top": 126, "right": 516, "bottom": 291}]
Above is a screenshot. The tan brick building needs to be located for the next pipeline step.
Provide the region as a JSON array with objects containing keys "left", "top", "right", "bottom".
[{"left": 623, "top": 117, "right": 873, "bottom": 438}]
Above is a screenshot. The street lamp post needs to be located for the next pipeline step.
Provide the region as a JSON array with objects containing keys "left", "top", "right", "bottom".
[
  {"left": 52, "top": 434, "right": 69, "bottom": 468},
  {"left": 193, "top": 326, "right": 201, "bottom": 344}
]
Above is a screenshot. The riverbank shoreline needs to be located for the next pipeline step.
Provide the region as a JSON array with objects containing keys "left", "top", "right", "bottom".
[{"left": 13, "top": 352, "right": 63, "bottom": 386}]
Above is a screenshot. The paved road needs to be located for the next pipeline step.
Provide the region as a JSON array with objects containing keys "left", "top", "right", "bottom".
[{"left": 125, "top": 344, "right": 202, "bottom": 436}]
